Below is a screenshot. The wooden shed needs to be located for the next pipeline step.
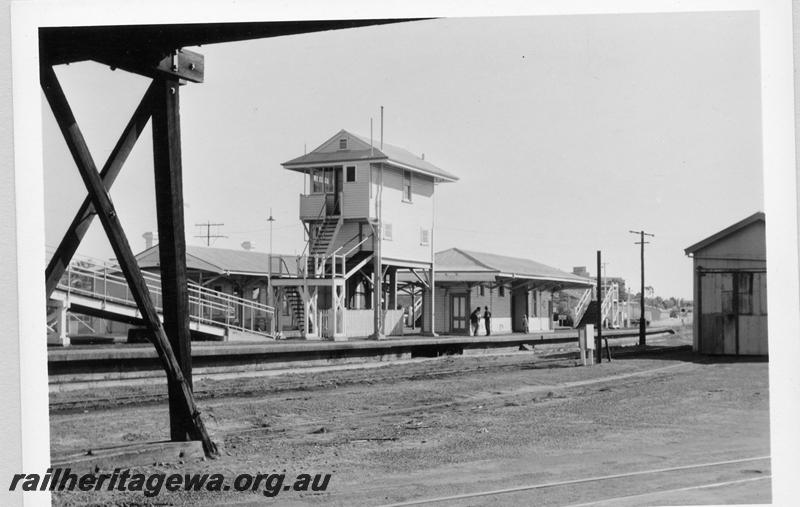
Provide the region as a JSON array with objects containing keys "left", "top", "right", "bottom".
[{"left": 684, "top": 212, "right": 767, "bottom": 355}]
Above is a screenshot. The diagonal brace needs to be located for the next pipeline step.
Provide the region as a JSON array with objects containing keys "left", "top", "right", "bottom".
[
  {"left": 45, "top": 81, "right": 158, "bottom": 297},
  {"left": 40, "top": 64, "right": 217, "bottom": 457}
]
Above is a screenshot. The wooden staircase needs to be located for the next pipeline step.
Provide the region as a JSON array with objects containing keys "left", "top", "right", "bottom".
[
  {"left": 285, "top": 287, "right": 305, "bottom": 334},
  {"left": 574, "top": 283, "right": 620, "bottom": 328},
  {"left": 306, "top": 216, "right": 341, "bottom": 277}
]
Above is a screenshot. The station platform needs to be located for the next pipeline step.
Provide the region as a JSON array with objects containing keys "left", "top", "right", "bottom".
[{"left": 48, "top": 327, "right": 677, "bottom": 388}]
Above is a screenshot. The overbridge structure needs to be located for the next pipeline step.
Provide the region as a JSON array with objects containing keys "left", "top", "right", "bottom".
[{"left": 39, "top": 18, "right": 420, "bottom": 456}]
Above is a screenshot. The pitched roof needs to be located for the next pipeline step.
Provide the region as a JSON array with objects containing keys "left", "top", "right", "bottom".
[
  {"left": 135, "top": 245, "right": 298, "bottom": 277},
  {"left": 684, "top": 211, "right": 765, "bottom": 255},
  {"left": 282, "top": 129, "right": 458, "bottom": 182},
  {"left": 435, "top": 248, "right": 593, "bottom": 286}
]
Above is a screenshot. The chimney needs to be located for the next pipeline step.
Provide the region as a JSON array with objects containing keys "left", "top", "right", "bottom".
[{"left": 143, "top": 231, "right": 154, "bottom": 249}]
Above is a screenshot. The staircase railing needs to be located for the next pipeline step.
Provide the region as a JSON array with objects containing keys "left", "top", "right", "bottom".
[
  {"left": 413, "top": 295, "right": 423, "bottom": 325},
  {"left": 573, "top": 288, "right": 592, "bottom": 327},
  {"left": 600, "top": 282, "right": 619, "bottom": 328},
  {"left": 51, "top": 250, "right": 276, "bottom": 338}
]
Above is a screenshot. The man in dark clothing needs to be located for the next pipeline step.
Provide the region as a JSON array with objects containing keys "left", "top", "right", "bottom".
[
  {"left": 470, "top": 307, "right": 481, "bottom": 336},
  {"left": 483, "top": 306, "right": 492, "bottom": 336}
]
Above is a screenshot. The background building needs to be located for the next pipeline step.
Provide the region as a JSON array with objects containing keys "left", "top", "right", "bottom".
[{"left": 684, "top": 212, "right": 767, "bottom": 355}]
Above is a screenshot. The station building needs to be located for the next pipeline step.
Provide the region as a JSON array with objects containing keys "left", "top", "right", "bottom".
[
  {"left": 684, "top": 212, "right": 767, "bottom": 355},
  {"left": 401, "top": 248, "right": 593, "bottom": 336}
]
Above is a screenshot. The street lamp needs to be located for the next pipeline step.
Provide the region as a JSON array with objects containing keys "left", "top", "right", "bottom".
[{"left": 267, "top": 209, "right": 275, "bottom": 307}]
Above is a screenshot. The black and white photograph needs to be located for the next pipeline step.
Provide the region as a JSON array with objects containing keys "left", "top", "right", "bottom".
[{"left": 2, "top": 1, "right": 799, "bottom": 506}]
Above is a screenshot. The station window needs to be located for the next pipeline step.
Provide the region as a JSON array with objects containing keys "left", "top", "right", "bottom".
[
  {"left": 420, "top": 228, "right": 430, "bottom": 246},
  {"left": 382, "top": 223, "right": 393, "bottom": 241},
  {"left": 403, "top": 170, "right": 412, "bottom": 202},
  {"left": 480, "top": 285, "right": 485, "bottom": 297},
  {"left": 499, "top": 285, "right": 505, "bottom": 297},
  {"left": 346, "top": 166, "right": 356, "bottom": 183},
  {"left": 339, "top": 138, "right": 347, "bottom": 150}
]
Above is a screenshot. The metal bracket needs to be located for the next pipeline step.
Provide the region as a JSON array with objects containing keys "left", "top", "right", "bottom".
[{"left": 155, "top": 49, "right": 204, "bottom": 83}]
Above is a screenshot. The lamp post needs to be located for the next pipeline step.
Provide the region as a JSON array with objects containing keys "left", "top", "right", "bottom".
[{"left": 267, "top": 209, "right": 275, "bottom": 307}]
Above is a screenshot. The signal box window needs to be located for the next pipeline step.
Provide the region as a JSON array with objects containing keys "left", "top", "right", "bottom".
[{"left": 403, "top": 170, "right": 412, "bottom": 202}]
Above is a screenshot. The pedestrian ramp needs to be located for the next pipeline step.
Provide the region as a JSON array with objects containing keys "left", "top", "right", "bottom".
[{"left": 47, "top": 250, "right": 275, "bottom": 345}]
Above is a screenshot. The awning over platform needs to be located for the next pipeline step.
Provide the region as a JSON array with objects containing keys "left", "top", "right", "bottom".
[{"left": 401, "top": 248, "right": 593, "bottom": 290}]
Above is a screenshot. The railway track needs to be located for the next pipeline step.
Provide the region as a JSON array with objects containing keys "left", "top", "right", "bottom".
[{"left": 379, "top": 455, "right": 772, "bottom": 507}]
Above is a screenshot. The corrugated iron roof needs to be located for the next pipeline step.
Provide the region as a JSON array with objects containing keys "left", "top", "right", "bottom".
[
  {"left": 136, "top": 245, "right": 298, "bottom": 277},
  {"left": 282, "top": 129, "right": 458, "bottom": 182},
  {"left": 436, "top": 248, "right": 593, "bottom": 286},
  {"left": 684, "top": 211, "right": 765, "bottom": 255}
]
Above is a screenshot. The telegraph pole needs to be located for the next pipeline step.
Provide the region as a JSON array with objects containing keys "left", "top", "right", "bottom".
[
  {"left": 629, "top": 229, "right": 654, "bottom": 347},
  {"left": 194, "top": 221, "right": 226, "bottom": 246}
]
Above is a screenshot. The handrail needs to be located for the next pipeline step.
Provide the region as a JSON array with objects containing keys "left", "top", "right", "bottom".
[
  {"left": 53, "top": 254, "right": 276, "bottom": 337},
  {"left": 573, "top": 288, "right": 592, "bottom": 326},
  {"left": 341, "top": 233, "right": 372, "bottom": 258},
  {"left": 298, "top": 195, "right": 328, "bottom": 259}
]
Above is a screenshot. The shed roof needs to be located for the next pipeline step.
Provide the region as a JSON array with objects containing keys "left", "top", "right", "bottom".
[
  {"left": 136, "top": 245, "right": 297, "bottom": 277},
  {"left": 282, "top": 129, "right": 458, "bottom": 182},
  {"left": 435, "top": 248, "right": 593, "bottom": 287},
  {"left": 684, "top": 212, "right": 765, "bottom": 255}
]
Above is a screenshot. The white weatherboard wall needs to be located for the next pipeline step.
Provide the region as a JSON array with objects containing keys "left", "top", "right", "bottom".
[
  {"left": 346, "top": 309, "right": 404, "bottom": 337},
  {"left": 372, "top": 164, "right": 434, "bottom": 265},
  {"left": 341, "top": 162, "right": 370, "bottom": 219}
]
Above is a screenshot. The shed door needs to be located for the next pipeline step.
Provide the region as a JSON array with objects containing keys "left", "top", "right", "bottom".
[
  {"left": 700, "top": 273, "right": 736, "bottom": 354},
  {"left": 451, "top": 294, "right": 468, "bottom": 333}
]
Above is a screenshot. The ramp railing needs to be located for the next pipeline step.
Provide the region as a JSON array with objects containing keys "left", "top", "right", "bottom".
[{"left": 48, "top": 248, "right": 275, "bottom": 338}]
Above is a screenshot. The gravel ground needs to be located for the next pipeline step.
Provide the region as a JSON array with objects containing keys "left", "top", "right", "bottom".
[{"left": 48, "top": 337, "right": 770, "bottom": 506}]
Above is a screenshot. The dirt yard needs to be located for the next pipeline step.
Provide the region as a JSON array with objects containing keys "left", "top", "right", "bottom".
[{"left": 49, "top": 341, "right": 771, "bottom": 506}]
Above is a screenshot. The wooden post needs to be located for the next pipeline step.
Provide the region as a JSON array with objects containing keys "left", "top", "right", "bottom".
[
  {"left": 151, "top": 77, "right": 194, "bottom": 441},
  {"left": 40, "top": 65, "right": 217, "bottom": 456},
  {"left": 388, "top": 267, "right": 397, "bottom": 309},
  {"left": 639, "top": 232, "right": 645, "bottom": 346},
  {"left": 45, "top": 82, "right": 157, "bottom": 297},
  {"left": 370, "top": 222, "right": 384, "bottom": 339}
]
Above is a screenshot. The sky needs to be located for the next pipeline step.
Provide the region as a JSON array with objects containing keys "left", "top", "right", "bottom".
[{"left": 41, "top": 12, "right": 764, "bottom": 299}]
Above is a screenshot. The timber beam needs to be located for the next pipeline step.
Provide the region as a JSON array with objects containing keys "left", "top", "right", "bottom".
[
  {"left": 40, "top": 65, "right": 217, "bottom": 457},
  {"left": 409, "top": 268, "right": 430, "bottom": 289},
  {"left": 344, "top": 253, "right": 374, "bottom": 280},
  {"left": 41, "top": 46, "right": 204, "bottom": 83}
]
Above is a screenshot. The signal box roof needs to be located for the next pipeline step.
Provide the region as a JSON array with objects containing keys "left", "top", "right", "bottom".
[{"left": 282, "top": 129, "right": 458, "bottom": 182}]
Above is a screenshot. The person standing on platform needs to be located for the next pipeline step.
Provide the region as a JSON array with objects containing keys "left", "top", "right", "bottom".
[
  {"left": 484, "top": 306, "right": 492, "bottom": 336},
  {"left": 470, "top": 307, "right": 481, "bottom": 336}
]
